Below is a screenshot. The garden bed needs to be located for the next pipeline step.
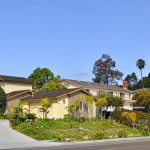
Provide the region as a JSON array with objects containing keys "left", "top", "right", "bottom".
[{"left": 11, "top": 118, "right": 148, "bottom": 142}]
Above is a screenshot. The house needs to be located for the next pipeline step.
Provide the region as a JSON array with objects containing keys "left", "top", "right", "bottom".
[
  {"left": 61, "top": 79, "right": 134, "bottom": 111},
  {"left": 20, "top": 88, "right": 96, "bottom": 119},
  {"left": 20, "top": 88, "right": 97, "bottom": 119},
  {"left": 0, "top": 75, "right": 32, "bottom": 93},
  {"left": 6, "top": 90, "right": 32, "bottom": 113}
]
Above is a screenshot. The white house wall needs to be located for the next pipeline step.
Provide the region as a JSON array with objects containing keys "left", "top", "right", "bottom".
[{"left": 66, "top": 82, "right": 133, "bottom": 111}]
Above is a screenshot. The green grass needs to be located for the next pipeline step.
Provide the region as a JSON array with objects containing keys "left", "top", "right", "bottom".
[{"left": 11, "top": 118, "right": 148, "bottom": 142}]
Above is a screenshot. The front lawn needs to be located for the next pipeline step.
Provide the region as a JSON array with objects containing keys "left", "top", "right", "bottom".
[{"left": 11, "top": 118, "right": 147, "bottom": 142}]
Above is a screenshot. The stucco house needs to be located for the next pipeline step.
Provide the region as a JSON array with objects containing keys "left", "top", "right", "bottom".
[
  {"left": 2, "top": 75, "right": 96, "bottom": 119},
  {"left": 20, "top": 88, "right": 96, "bottom": 119},
  {"left": 6, "top": 90, "right": 32, "bottom": 113},
  {"left": 0, "top": 75, "right": 32, "bottom": 93},
  {"left": 61, "top": 79, "right": 134, "bottom": 111}
]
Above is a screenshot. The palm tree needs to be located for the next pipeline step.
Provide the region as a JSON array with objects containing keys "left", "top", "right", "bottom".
[
  {"left": 39, "top": 98, "right": 52, "bottom": 118},
  {"left": 136, "top": 59, "right": 146, "bottom": 88}
]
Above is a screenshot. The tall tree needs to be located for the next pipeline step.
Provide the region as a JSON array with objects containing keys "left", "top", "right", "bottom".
[
  {"left": 41, "top": 75, "right": 66, "bottom": 91},
  {"left": 28, "top": 67, "right": 66, "bottom": 92},
  {"left": 136, "top": 59, "right": 146, "bottom": 88},
  {"left": 96, "top": 97, "right": 107, "bottom": 119},
  {"left": 0, "top": 87, "right": 6, "bottom": 111},
  {"left": 92, "top": 54, "right": 123, "bottom": 84},
  {"left": 124, "top": 72, "right": 138, "bottom": 90},
  {"left": 136, "top": 73, "right": 150, "bottom": 89},
  {"left": 28, "top": 67, "right": 54, "bottom": 91}
]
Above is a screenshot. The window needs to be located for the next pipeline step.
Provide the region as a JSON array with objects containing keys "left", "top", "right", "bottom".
[
  {"left": 86, "top": 89, "right": 90, "bottom": 92},
  {"left": 120, "top": 93, "right": 125, "bottom": 99},
  {"left": 63, "top": 99, "right": 65, "bottom": 104},
  {"left": 79, "top": 101, "right": 83, "bottom": 111},
  {"left": 108, "top": 91, "right": 113, "bottom": 96}
]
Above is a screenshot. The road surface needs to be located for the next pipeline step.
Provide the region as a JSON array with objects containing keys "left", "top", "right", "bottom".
[{"left": 5, "top": 139, "right": 150, "bottom": 150}]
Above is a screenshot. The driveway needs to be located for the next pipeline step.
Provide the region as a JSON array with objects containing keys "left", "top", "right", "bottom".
[{"left": 0, "top": 120, "right": 61, "bottom": 149}]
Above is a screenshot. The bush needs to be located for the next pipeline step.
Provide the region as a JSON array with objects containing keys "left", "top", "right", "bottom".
[
  {"left": 94, "top": 132, "right": 105, "bottom": 140},
  {"left": 113, "top": 109, "right": 150, "bottom": 128},
  {"left": 117, "top": 130, "right": 128, "bottom": 138},
  {"left": 26, "top": 113, "right": 36, "bottom": 120},
  {"left": 140, "top": 130, "right": 149, "bottom": 136},
  {"left": 11, "top": 119, "right": 21, "bottom": 126}
]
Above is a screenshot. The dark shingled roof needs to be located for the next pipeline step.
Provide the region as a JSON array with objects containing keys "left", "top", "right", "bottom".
[
  {"left": 62, "top": 79, "right": 130, "bottom": 92},
  {"left": 0, "top": 75, "right": 32, "bottom": 84},
  {"left": 21, "top": 88, "right": 80, "bottom": 100},
  {"left": 7, "top": 90, "right": 32, "bottom": 99}
]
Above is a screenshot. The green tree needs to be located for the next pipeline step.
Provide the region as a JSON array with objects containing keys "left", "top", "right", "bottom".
[
  {"left": 124, "top": 72, "right": 138, "bottom": 90},
  {"left": 122, "top": 112, "right": 137, "bottom": 129},
  {"left": 132, "top": 89, "right": 150, "bottom": 113},
  {"left": 112, "top": 96, "right": 124, "bottom": 110},
  {"left": 136, "top": 73, "right": 150, "bottom": 89},
  {"left": 92, "top": 54, "right": 123, "bottom": 84},
  {"left": 136, "top": 59, "right": 146, "bottom": 88},
  {"left": 39, "top": 98, "right": 52, "bottom": 118},
  {"left": 96, "top": 91, "right": 124, "bottom": 118},
  {"left": 96, "top": 97, "right": 107, "bottom": 119},
  {"left": 41, "top": 75, "right": 66, "bottom": 91},
  {"left": 28, "top": 67, "right": 54, "bottom": 91},
  {"left": 28, "top": 67, "right": 66, "bottom": 92},
  {"left": 0, "top": 87, "right": 6, "bottom": 111}
]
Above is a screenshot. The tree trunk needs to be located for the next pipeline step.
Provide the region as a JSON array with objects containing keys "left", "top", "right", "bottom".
[
  {"left": 141, "top": 69, "right": 144, "bottom": 88},
  {"left": 43, "top": 112, "right": 45, "bottom": 119},
  {"left": 133, "top": 123, "right": 135, "bottom": 129},
  {"left": 99, "top": 107, "right": 103, "bottom": 119}
]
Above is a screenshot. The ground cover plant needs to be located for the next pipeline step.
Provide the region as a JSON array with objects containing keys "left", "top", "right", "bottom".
[{"left": 11, "top": 118, "right": 145, "bottom": 142}]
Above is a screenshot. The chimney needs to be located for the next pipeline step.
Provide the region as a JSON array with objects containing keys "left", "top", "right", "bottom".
[{"left": 123, "top": 81, "right": 128, "bottom": 89}]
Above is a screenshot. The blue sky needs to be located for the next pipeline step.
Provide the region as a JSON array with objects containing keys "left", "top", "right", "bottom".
[{"left": 0, "top": 0, "right": 150, "bottom": 82}]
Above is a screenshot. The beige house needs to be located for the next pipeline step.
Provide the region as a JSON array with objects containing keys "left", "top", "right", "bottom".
[
  {"left": 61, "top": 79, "right": 134, "bottom": 111},
  {"left": 6, "top": 90, "right": 32, "bottom": 113},
  {"left": 20, "top": 88, "right": 96, "bottom": 119},
  {"left": 0, "top": 75, "right": 32, "bottom": 93}
]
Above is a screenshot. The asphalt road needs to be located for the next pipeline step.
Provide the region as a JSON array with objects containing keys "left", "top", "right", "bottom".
[{"left": 8, "top": 140, "right": 150, "bottom": 150}]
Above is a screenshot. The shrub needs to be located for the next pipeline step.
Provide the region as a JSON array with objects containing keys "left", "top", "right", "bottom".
[
  {"left": 117, "top": 130, "right": 128, "bottom": 138},
  {"left": 113, "top": 109, "right": 150, "bottom": 128},
  {"left": 11, "top": 119, "right": 21, "bottom": 126},
  {"left": 140, "top": 130, "right": 149, "bottom": 136},
  {"left": 94, "top": 132, "right": 105, "bottom": 140},
  {"left": 26, "top": 113, "right": 36, "bottom": 120}
]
